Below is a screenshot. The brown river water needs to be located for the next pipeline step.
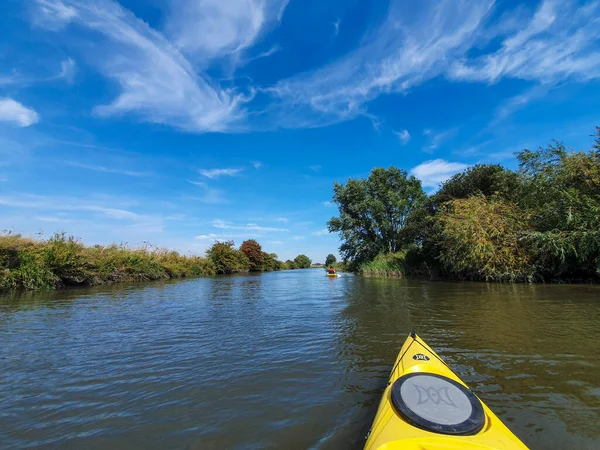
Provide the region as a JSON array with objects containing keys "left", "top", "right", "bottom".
[{"left": 1, "top": 269, "right": 599, "bottom": 449}]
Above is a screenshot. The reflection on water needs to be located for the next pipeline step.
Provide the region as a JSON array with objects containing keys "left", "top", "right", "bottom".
[{"left": 1, "top": 271, "right": 599, "bottom": 449}]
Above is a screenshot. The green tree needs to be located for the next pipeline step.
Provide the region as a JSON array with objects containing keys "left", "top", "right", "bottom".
[
  {"left": 283, "top": 259, "right": 296, "bottom": 270},
  {"left": 261, "top": 252, "right": 282, "bottom": 271},
  {"left": 325, "top": 254, "right": 337, "bottom": 266},
  {"left": 240, "top": 239, "right": 264, "bottom": 272},
  {"left": 435, "top": 195, "right": 533, "bottom": 282},
  {"left": 516, "top": 141, "right": 600, "bottom": 279},
  {"left": 294, "top": 254, "right": 312, "bottom": 268},
  {"left": 327, "top": 166, "right": 426, "bottom": 265},
  {"left": 431, "top": 164, "right": 522, "bottom": 206},
  {"left": 206, "top": 241, "right": 249, "bottom": 274}
]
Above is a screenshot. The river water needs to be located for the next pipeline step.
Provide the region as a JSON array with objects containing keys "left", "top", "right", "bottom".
[{"left": 1, "top": 269, "right": 599, "bottom": 449}]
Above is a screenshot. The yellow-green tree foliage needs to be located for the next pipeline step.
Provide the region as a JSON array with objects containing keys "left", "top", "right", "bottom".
[{"left": 436, "top": 195, "right": 533, "bottom": 282}]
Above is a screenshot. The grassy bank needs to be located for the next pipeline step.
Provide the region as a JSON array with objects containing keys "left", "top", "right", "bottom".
[
  {"left": 358, "top": 253, "right": 405, "bottom": 278},
  {"left": 0, "top": 232, "right": 215, "bottom": 293}
]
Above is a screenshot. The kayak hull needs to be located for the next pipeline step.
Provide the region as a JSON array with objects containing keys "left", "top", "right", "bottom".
[
  {"left": 364, "top": 332, "right": 529, "bottom": 450},
  {"left": 327, "top": 273, "right": 338, "bottom": 277}
]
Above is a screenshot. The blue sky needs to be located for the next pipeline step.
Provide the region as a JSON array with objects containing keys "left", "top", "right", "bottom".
[{"left": 1, "top": 0, "right": 600, "bottom": 262}]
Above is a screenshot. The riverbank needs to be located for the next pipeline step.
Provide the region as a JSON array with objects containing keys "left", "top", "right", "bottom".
[
  {"left": 327, "top": 129, "right": 600, "bottom": 284},
  {"left": 0, "top": 232, "right": 216, "bottom": 292},
  {"left": 0, "top": 233, "right": 320, "bottom": 293}
]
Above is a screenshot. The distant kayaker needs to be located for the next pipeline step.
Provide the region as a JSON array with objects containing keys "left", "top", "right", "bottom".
[{"left": 328, "top": 266, "right": 335, "bottom": 274}]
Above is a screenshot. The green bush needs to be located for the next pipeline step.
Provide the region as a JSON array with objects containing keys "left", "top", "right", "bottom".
[{"left": 0, "top": 232, "right": 216, "bottom": 293}]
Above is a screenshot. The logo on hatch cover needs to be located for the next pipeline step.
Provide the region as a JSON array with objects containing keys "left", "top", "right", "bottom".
[{"left": 413, "top": 353, "right": 430, "bottom": 361}]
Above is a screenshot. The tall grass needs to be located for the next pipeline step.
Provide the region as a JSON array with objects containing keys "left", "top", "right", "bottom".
[
  {"left": 359, "top": 252, "right": 406, "bottom": 278},
  {"left": 0, "top": 232, "right": 215, "bottom": 293}
]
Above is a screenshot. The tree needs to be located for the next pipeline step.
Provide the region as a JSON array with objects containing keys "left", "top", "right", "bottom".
[
  {"left": 325, "top": 254, "right": 337, "bottom": 266},
  {"left": 515, "top": 141, "right": 600, "bottom": 279},
  {"left": 206, "top": 241, "right": 249, "bottom": 274},
  {"left": 240, "top": 239, "right": 264, "bottom": 272},
  {"left": 294, "top": 254, "right": 312, "bottom": 268},
  {"left": 261, "top": 252, "right": 282, "bottom": 271},
  {"left": 431, "top": 164, "right": 522, "bottom": 206},
  {"left": 327, "top": 166, "right": 426, "bottom": 265},
  {"left": 435, "top": 195, "right": 532, "bottom": 282}
]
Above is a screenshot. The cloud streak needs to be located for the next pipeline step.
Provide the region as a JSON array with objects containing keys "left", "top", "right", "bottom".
[
  {"left": 213, "top": 219, "right": 289, "bottom": 232},
  {"left": 265, "top": 0, "right": 495, "bottom": 128},
  {"left": 199, "top": 168, "right": 243, "bottom": 178},
  {"left": 165, "top": 0, "right": 287, "bottom": 65},
  {"left": 0, "top": 98, "right": 39, "bottom": 127},
  {"left": 33, "top": 0, "right": 250, "bottom": 132},
  {"left": 394, "top": 129, "right": 410, "bottom": 145},
  {"left": 449, "top": 0, "right": 600, "bottom": 85},
  {"left": 65, "top": 160, "right": 149, "bottom": 177},
  {"left": 410, "top": 159, "right": 468, "bottom": 189}
]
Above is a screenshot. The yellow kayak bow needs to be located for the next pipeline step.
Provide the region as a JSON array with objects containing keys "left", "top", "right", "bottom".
[{"left": 364, "top": 331, "right": 529, "bottom": 450}]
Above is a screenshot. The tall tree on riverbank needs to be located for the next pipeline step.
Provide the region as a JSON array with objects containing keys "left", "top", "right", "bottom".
[
  {"left": 240, "top": 239, "right": 264, "bottom": 272},
  {"left": 327, "top": 167, "right": 425, "bottom": 266},
  {"left": 294, "top": 254, "right": 312, "bottom": 268},
  {"left": 206, "top": 241, "right": 249, "bottom": 274},
  {"left": 325, "top": 254, "right": 336, "bottom": 266}
]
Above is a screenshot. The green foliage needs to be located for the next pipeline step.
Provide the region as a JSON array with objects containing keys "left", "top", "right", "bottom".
[
  {"left": 240, "top": 239, "right": 264, "bottom": 271},
  {"left": 327, "top": 166, "right": 426, "bottom": 265},
  {"left": 359, "top": 252, "right": 407, "bottom": 277},
  {"left": 206, "top": 241, "right": 250, "bottom": 274},
  {"left": 516, "top": 141, "right": 600, "bottom": 279},
  {"left": 325, "top": 254, "right": 337, "bottom": 266},
  {"left": 432, "top": 164, "right": 522, "bottom": 205},
  {"left": 293, "top": 254, "right": 312, "bottom": 268},
  {"left": 261, "top": 252, "right": 282, "bottom": 271},
  {"left": 435, "top": 195, "right": 533, "bottom": 282},
  {"left": 282, "top": 259, "right": 296, "bottom": 270},
  {"left": 330, "top": 127, "right": 600, "bottom": 283},
  {"left": 0, "top": 232, "right": 216, "bottom": 292}
]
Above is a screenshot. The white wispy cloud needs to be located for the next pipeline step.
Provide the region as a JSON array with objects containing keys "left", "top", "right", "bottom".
[
  {"left": 187, "top": 181, "right": 228, "bottom": 204},
  {"left": 267, "top": 240, "right": 283, "bottom": 245},
  {"left": 310, "top": 165, "right": 322, "bottom": 173},
  {"left": 199, "top": 168, "right": 243, "bottom": 178},
  {"left": 394, "top": 129, "right": 411, "bottom": 145},
  {"left": 333, "top": 18, "right": 341, "bottom": 36},
  {"left": 410, "top": 159, "right": 469, "bottom": 189},
  {"left": 0, "top": 193, "right": 144, "bottom": 220},
  {"left": 274, "top": 217, "right": 288, "bottom": 222},
  {"left": 165, "top": 0, "right": 286, "bottom": 63},
  {"left": 65, "top": 160, "right": 149, "bottom": 177},
  {"left": 312, "top": 229, "right": 329, "bottom": 236},
  {"left": 252, "top": 161, "right": 262, "bottom": 168},
  {"left": 213, "top": 219, "right": 289, "bottom": 232},
  {"left": 58, "top": 58, "right": 76, "bottom": 82},
  {"left": 35, "top": 216, "right": 72, "bottom": 223},
  {"left": 33, "top": 0, "right": 77, "bottom": 30},
  {"left": 33, "top": 0, "right": 249, "bottom": 132},
  {"left": 0, "top": 99, "right": 39, "bottom": 127},
  {"left": 323, "top": 201, "right": 334, "bottom": 207},
  {"left": 449, "top": 0, "right": 600, "bottom": 85},
  {"left": 277, "top": 0, "right": 290, "bottom": 22},
  {"left": 266, "top": 0, "right": 495, "bottom": 128},
  {"left": 195, "top": 232, "right": 260, "bottom": 241},
  {"left": 422, "top": 128, "right": 458, "bottom": 153},
  {"left": 292, "top": 236, "right": 304, "bottom": 240}
]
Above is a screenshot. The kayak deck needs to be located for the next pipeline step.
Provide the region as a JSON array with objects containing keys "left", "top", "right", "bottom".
[{"left": 364, "top": 331, "right": 528, "bottom": 450}]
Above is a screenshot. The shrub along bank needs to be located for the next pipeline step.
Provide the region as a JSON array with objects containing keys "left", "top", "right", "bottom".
[{"left": 0, "top": 234, "right": 313, "bottom": 292}]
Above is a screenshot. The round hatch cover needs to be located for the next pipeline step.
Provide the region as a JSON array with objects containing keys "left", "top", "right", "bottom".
[{"left": 391, "top": 372, "right": 485, "bottom": 435}]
